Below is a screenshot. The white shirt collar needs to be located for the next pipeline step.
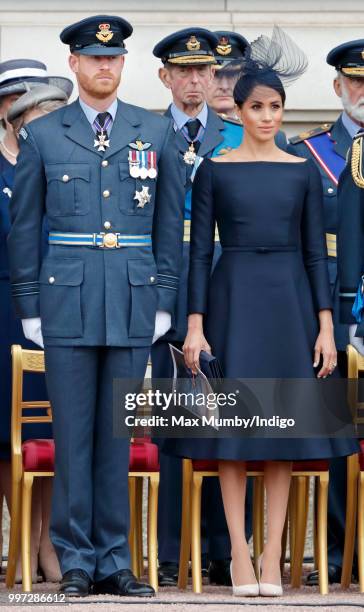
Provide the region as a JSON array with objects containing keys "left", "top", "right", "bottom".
[
  {"left": 170, "top": 102, "right": 208, "bottom": 132},
  {"left": 341, "top": 110, "right": 363, "bottom": 139}
]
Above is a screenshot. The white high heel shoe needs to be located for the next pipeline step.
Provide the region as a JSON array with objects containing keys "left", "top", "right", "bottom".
[
  {"left": 258, "top": 553, "right": 283, "bottom": 597},
  {"left": 230, "top": 560, "right": 259, "bottom": 597}
]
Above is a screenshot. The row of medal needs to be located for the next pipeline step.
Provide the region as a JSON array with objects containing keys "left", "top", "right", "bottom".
[{"left": 128, "top": 150, "right": 157, "bottom": 179}]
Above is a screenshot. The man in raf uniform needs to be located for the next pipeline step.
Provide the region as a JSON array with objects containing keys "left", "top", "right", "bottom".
[
  {"left": 206, "top": 31, "right": 249, "bottom": 121},
  {"left": 152, "top": 27, "right": 234, "bottom": 587},
  {"left": 288, "top": 39, "right": 364, "bottom": 586},
  {"left": 8, "top": 15, "right": 184, "bottom": 597}
]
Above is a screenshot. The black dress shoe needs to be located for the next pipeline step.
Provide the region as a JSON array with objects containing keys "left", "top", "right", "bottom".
[
  {"left": 93, "top": 569, "right": 155, "bottom": 597},
  {"left": 158, "top": 562, "right": 179, "bottom": 586},
  {"left": 306, "top": 564, "right": 342, "bottom": 586},
  {"left": 59, "top": 569, "right": 92, "bottom": 597},
  {"left": 208, "top": 559, "right": 232, "bottom": 586}
]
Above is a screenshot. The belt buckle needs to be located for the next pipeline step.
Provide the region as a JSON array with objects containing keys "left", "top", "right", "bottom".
[{"left": 100, "top": 232, "right": 120, "bottom": 248}]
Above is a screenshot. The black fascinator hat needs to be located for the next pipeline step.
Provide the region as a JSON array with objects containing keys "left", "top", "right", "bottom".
[{"left": 234, "top": 26, "right": 308, "bottom": 107}]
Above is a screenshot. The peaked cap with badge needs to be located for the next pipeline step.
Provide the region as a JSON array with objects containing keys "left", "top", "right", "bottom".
[
  {"left": 213, "top": 31, "right": 249, "bottom": 67},
  {"left": 153, "top": 27, "right": 218, "bottom": 65},
  {"left": 60, "top": 14, "right": 133, "bottom": 56},
  {"left": 327, "top": 39, "right": 364, "bottom": 77}
]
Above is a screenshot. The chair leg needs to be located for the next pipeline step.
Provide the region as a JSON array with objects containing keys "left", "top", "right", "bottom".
[
  {"left": 21, "top": 473, "right": 34, "bottom": 592},
  {"left": 312, "top": 477, "right": 318, "bottom": 570},
  {"left": 291, "top": 476, "right": 309, "bottom": 588},
  {"left": 280, "top": 511, "right": 288, "bottom": 576},
  {"left": 253, "top": 476, "right": 264, "bottom": 577},
  {"left": 191, "top": 473, "right": 203, "bottom": 593},
  {"left": 288, "top": 477, "right": 297, "bottom": 572},
  {"left": 128, "top": 477, "right": 139, "bottom": 577},
  {"left": 341, "top": 454, "right": 359, "bottom": 589},
  {"left": 317, "top": 472, "right": 329, "bottom": 595},
  {"left": 147, "top": 474, "right": 159, "bottom": 593},
  {"left": 136, "top": 477, "right": 144, "bottom": 578},
  {"left": 6, "top": 474, "right": 22, "bottom": 587},
  {"left": 358, "top": 472, "right": 364, "bottom": 592},
  {"left": 178, "top": 459, "right": 192, "bottom": 590}
]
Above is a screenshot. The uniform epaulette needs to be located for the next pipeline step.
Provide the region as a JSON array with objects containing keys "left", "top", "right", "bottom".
[
  {"left": 289, "top": 123, "right": 332, "bottom": 145},
  {"left": 218, "top": 113, "right": 242, "bottom": 127}
]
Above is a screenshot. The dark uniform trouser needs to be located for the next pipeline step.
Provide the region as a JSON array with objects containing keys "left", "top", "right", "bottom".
[
  {"left": 327, "top": 351, "right": 357, "bottom": 569},
  {"left": 44, "top": 345, "right": 150, "bottom": 582},
  {"left": 152, "top": 339, "right": 252, "bottom": 563}
]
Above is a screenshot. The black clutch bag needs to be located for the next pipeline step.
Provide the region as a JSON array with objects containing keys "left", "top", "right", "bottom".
[{"left": 198, "top": 350, "right": 224, "bottom": 380}]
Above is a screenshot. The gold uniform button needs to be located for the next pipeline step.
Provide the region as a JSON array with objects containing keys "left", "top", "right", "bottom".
[
  {"left": 62, "top": 174, "right": 69, "bottom": 182},
  {"left": 49, "top": 276, "right": 55, "bottom": 284},
  {"left": 150, "top": 276, "right": 155, "bottom": 283},
  {"left": 103, "top": 189, "right": 110, "bottom": 198},
  {"left": 102, "top": 160, "right": 109, "bottom": 167},
  {"left": 327, "top": 187, "right": 334, "bottom": 194},
  {"left": 104, "top": 221, "right": 111, "bottom": 229}
]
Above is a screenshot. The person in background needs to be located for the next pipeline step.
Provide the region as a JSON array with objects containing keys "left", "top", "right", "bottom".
[
  {"left": 0, "top": 60, "right": 72, "bottom": 583},
  {"left": 206, "top": 31, "right": 248, "bottom": 120},
  {"left": 152, "top": 27, "right": 234, "bottom": 587},
  {"left": 288, "top": 39, "right": 364, "bottom": 586}
]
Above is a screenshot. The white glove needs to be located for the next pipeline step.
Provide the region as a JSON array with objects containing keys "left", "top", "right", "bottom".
[
  {"left": 21, "top": 317, "right": 44, "bottom": 349},
  {"left": 152, "top": 310, "right": 171, "bottom": 344},
  {"left": 349, "top": 323, "right": 364, "bottom": 356}
]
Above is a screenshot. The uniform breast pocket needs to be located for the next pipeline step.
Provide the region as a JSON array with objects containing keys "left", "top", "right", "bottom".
[
  {"left": 119, "top": 162, "right": 156, "bottom": 216},
  {"left": 45, "top": 163, "right": 90, "bottom": 217},
  {"left": 127, "top": 258, "right": 158, "bottom": 337},
  {"left": 39, "top": 258, "right": 84, "bottom": 338}
]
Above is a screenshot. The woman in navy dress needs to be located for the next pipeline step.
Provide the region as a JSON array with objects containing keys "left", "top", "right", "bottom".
[
  {"left": 0, "top": 68, "right": 71, "bottom": 582},
  {"left": 177, "top": 28, "right": 358, "bottom": 596}
]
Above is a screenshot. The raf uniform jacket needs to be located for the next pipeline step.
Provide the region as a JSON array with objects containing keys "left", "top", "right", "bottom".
[
  {"left": 288, "top": 115, "right": 351, "bottom": 349},
  {"left": 7, "top": 99, "right": 184, "bottom": 347},
  {"left": 337, "top": 132, "right": 364, "bottom": 334}
]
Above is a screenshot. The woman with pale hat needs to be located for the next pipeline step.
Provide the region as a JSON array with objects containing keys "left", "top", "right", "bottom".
[{"left": 0, "top": 60, "right": 72, "bottom": 583}]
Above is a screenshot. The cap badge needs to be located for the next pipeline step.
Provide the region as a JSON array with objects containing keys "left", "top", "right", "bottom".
[
  {"left": 96, "top": 23, "right": 114, "bottom": 43},
  {"left": 361, "top": 50, "right": 364, "bottom": 60},
  {"left": 186, "top": 35, "right": 201, "bottom": 51},
  {"left": 216, "top": 37, "right": 232, "bottom": 56}
]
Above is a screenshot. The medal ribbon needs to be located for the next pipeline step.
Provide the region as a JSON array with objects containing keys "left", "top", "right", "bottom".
[{"left": 93, "top": 113, "right": 112, "bottom": 136}]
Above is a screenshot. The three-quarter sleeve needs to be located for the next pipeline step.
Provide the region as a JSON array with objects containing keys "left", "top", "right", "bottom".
[
  {"left": 187, "top": 159, "right": 215, "bottom": 314},
  {"left": 301, "top": 160, "right": 333, "bottom": 312}
]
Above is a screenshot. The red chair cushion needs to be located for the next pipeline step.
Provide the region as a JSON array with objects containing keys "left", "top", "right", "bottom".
[
  {"left": 293, "top": 460, "right": 329, "bottom": 471},
  {"left": 192, "top": 459, "right": 329, "bottom": 472},
  {"left": 129, "top": 441, "right": 159, "bottom": 472},
  {"left": 22, "top": 439, "right": 55, "bottom": 472},
  {"left": 359, "top": 440, "right": 364, "bottom": 471}
]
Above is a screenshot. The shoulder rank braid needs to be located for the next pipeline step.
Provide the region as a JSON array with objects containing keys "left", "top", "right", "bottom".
[{"left": 351, "top": 134, "right": 364, "bottom": 188}]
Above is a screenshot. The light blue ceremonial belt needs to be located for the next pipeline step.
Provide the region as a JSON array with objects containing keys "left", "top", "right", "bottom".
[{"left": 49, "top": 232, "right": 152, "bottom": 249}]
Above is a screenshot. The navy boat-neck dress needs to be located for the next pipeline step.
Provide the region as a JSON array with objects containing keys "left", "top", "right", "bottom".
[{"left": 168, "top": 157, "right": 358, "bottom": 461}]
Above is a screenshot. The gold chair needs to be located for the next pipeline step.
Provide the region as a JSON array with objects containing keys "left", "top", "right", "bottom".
[
  {"left": 178, "top": 458, "right": 331, "bottom": 594},
  {"left": 6, "top": 345, "right": 53, "bottom": 592},
  {"left": 177, "top": 459, "right": 267, "bottom": 593},
  {"left": 6, "top": 345, "right": 160, "bottom": 592},
  {"left": 128, "top": 439, "right": 160, "bottom": 592},
  {"left": 288, "top": 462, "right": 330, "bottom": 594}
]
